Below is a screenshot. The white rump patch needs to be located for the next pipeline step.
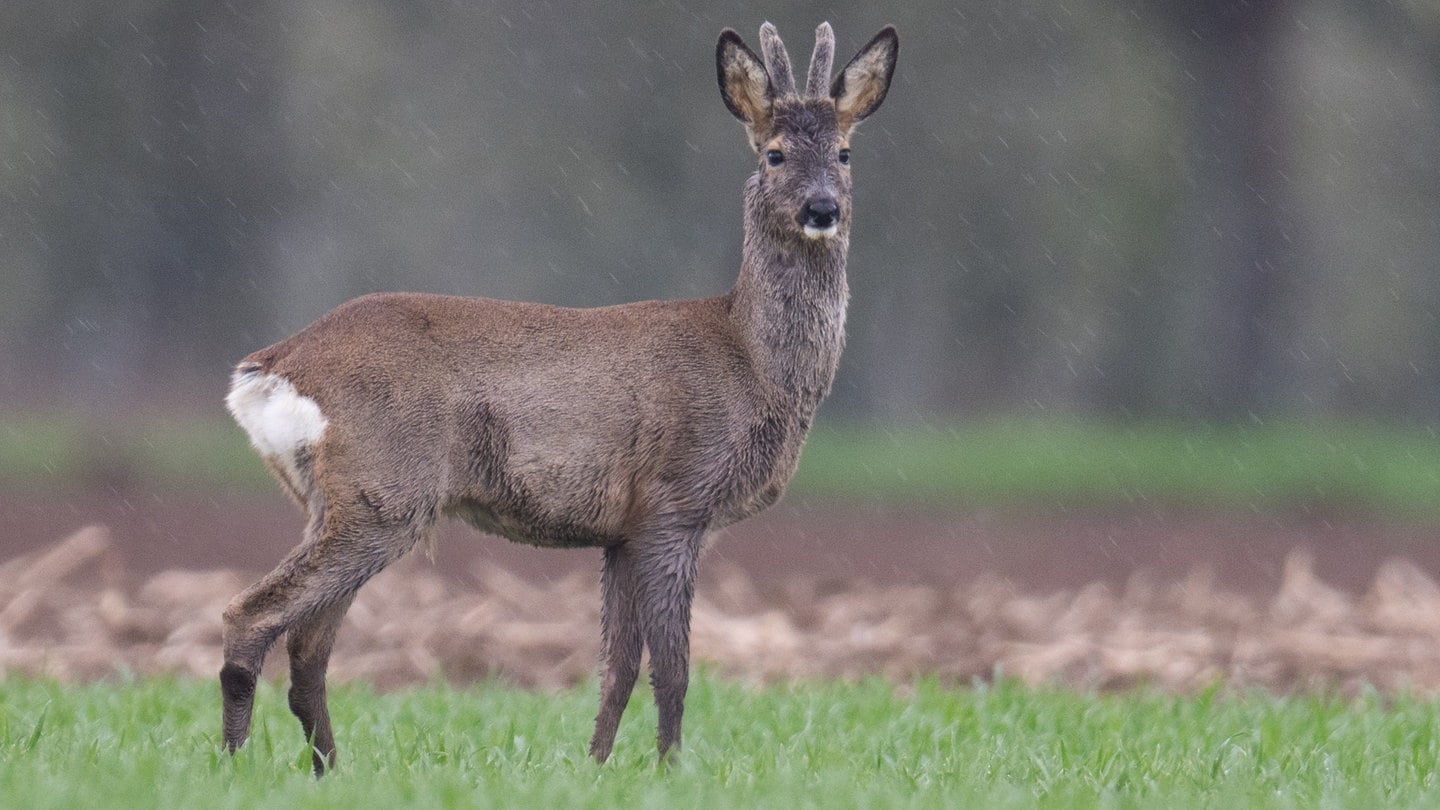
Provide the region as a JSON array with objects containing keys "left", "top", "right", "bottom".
[{"left": 225, "top": 367, "right": 328, "bottom": 466}]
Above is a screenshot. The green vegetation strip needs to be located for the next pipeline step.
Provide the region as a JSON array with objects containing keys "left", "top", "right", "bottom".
[
  {"left": 792, "top": 419, "right": 1440, "bottom": 516},
  {"left": 2, "top": 674, "right": 1439, "bottom": 808},
  {"left": 5, "top": 415, "right": 1440, "bottom": 514}
]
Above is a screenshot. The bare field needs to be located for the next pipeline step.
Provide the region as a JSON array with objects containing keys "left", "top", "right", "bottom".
[{"left": 5, "top": 490, "right": 1440, "bottom": 694}]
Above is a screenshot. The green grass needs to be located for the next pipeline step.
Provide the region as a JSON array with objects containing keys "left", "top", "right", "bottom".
[
  {"left": 5, "top": 413, "right": 1440, "bottom": 515},
  {"left": 3, "top": 673, "right": 1440, "bottom": 808}
]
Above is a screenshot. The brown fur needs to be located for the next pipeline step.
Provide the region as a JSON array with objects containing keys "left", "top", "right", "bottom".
[{"left": 219, "top": 22, "right": 897, "bottom": 773}]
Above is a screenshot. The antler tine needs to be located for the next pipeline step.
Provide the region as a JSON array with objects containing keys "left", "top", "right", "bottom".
[
  {"left": 805, "top": 22, "right": 835, "bottom": 98},
  {"left": 758, "top": 22, "right": 796, "bottom": 97}
]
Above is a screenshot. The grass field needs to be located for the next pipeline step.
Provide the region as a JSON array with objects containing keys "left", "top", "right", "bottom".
[
  {"left": 4, "top": 673, "right": 1440, "bottom": 808},
  {"left": 8, "top": 414, "right": 1440, "bottom": 806},
  {"left": 5, "top": 414, "right": 1440, "bottom": 516}
]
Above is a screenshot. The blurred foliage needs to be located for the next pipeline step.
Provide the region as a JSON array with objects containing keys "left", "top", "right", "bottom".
[
  {"left": 792, "top": 418, "right": 1440, "bottom": 516},
  {"left": 0, "top": 413, "right": 269, "bottom": 492},
  {"left": 1, "top": 1, "right": 1438, "bottom": 421},
  {"left": 6, "top": 415, "right": 1440, "bottom": 516}
]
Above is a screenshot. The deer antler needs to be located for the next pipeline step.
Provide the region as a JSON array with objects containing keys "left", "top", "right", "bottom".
[
  {"left": 758, "top": 22, "right": 796, "bottom": 97},
  {"left": 806, "top": 22, "right": 834, "bottom": 98}
]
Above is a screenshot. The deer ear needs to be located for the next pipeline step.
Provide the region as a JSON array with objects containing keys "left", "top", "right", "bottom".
[
  {"left": 717, "top": 29, "right": 773, "bottom": 151},
  {"left": 830, "top": 26, "right": 898, "bottom": 133}
]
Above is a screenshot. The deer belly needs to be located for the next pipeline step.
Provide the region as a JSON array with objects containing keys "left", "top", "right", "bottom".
[
  {"left": 447, "top": 404, "right": 645, "bottom": 546},
  {"left": 446, "top": 499, "right": 622, "bottom": 548}
]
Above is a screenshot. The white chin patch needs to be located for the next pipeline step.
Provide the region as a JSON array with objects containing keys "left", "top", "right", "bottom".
[{"left": 803, "top": 223, "right": 839, "bottom": 239}]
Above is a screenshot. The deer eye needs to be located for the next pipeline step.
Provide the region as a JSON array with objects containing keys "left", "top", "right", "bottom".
[
  {"left": 838, "top": 148, "right": 851, "bottom": 165},
  {"left": 765, "top": 150, "right": 785, "bottom": 167}
]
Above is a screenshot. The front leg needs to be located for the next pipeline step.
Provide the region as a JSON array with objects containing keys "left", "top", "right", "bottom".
[
  {"left": 589, "top": 545, "right": 643, "bottom": 763},
  {"left": 634, "top": 527, "right": 702, "bottom": 763}
]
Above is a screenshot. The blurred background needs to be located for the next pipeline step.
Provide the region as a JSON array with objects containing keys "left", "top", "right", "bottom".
[
  {"left": 5, "top": 0, "right": 1440, "bottom": 578},
  {"left": 3, "top": 0, "right": 1438, "bottom": 422},
  {"left": 6, "top": 0, "right": 1440, "bottom": 692}
]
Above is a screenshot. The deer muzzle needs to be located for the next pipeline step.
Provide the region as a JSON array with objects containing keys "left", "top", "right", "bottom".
[{"left": 801, "top": 197, "right": 840, "bottom": 239}]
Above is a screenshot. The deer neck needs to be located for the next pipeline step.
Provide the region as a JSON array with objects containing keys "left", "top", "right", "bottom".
[{"left": 728, "top": 195, "right": 850, "bottom": 411}]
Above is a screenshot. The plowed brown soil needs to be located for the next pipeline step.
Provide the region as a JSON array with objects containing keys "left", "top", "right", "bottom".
[{"left": 4, "top": 490, "right": 1440, "bottom": 693}]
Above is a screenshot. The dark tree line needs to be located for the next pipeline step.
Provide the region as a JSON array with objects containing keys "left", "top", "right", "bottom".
[{"left": 2, "top": 0, "right": 1437, "bottom": 421}]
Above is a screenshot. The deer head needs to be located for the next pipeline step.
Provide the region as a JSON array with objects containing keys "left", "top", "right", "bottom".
[{"left": 717, "top": 22, "right": 898, "bottom": 242}]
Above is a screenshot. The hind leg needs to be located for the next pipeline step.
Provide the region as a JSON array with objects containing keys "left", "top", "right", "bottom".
[
  {"left": 221, "top": 541, "right": 317, "bottom": 754},
  {"left": 220, "top": 500, "right": 427, "bottom": 761},
  {"left": 286, "top": 593, "right": 355, "bottom": 775}
]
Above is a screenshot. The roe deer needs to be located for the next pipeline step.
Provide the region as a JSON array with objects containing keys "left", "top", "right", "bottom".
[{"left": 221, "top": 21, "right": 897, "bottom": 772}]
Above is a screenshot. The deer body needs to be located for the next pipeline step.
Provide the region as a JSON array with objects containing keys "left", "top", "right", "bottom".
[
  {"left": 220, "top": 22, "right": 896, "bottom": 773},
  {"left": 234, "top": 285, "right": 828, "bottom": 547}
]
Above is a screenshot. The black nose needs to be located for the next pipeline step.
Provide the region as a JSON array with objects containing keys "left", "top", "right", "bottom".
[{"left": 803, "top": 198, "right": 839, "bottom": 230}]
